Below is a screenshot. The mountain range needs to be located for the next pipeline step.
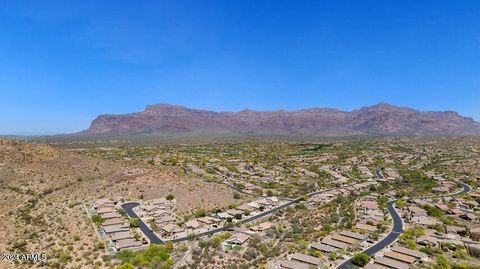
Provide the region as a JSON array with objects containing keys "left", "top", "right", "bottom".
[{"left": 78, "top": 103, "right": 480, "bottom": 137}]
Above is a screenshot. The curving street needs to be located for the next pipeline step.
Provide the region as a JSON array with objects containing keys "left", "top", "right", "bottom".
[
  {"left": 122, "top": 179, "right": 471, "bottom": 267},
  {"left": 122, "top": 202, "right": 165, "bottom": 244},
  {"left": 121, "top": 198, "right": 302, "bottom": 244},
  {"left": 336, "top": 182, "right": 471, "bottom": 269},
  {"left": 121, "top": 184, "right": 351, "bottom": 244}
]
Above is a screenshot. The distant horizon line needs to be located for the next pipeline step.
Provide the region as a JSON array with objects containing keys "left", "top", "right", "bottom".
[{"left": 2, "top": 101, "right": 478, "bottom": 137}]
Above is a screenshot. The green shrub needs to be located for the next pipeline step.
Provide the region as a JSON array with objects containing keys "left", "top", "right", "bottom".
[
  {"left": 129, "top": 218, "right": 139, "bottom": 227},
  {"left": 116, "top": 244, "right": 172, "bottom": 268},
  {"left": 91, "top": 215, "right": 104, "bottom": 226},
  {"left": 352, "top": 253, "right": 370, "bottom": 267},
  {"left": 194, "top": 209, "right": 207, "bottom": 218}
]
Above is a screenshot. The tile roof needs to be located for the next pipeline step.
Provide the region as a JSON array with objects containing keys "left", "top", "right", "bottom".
[
  {"left": 321, "top": 237, "right": 347, "bottom": 249},
  {"left": 280, "top": 260, "right": 312, "bottom": 269},
  {"left": 384, "top": 251, "right": 416, "bottom": 264},
  {"left": 340, "top": 230, "right": 368, "bottom": 241},
  {"left": 290, "top": 253, "right": 323, "bottom": 266},
  {"left": 391, "top": 246, "right": 426, "bottom": 259},
  {"left": 374, "top": 257, "right": 409, "bottom": 269},
  {"left": 331, "top": 234, "right": 358, "bottom": 245},
  {"left": 310, "top": 242, "right": 338, "bottom": 253},
  {"left": 116, "top": 239, "right": 142, "bottom": 250}
]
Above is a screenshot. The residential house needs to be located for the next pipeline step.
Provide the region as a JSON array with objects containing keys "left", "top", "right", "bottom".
[
  {"left": 373, "top": 257, "right": 409, "bottom": 269},
  {"left": 340, "top": 231, "right": 368, "bottom": 242},
  {"left": 447, "top": 208, "right": 463, "bottom": 216},
  {"left": 359, "top": 216, "right": 383, "bottom": 226},
  {"left": 102, "top": 218, "right": 126, "bottom": 227},
  {"left": 160, "top": 223, "right": 185, "bottom": 236},
  {"left": 280, "top": 260, "right": 313, "bottom": 269},
  {"left": 100, "top": 212, "right": 121, "bottom": 219},
  {"left": 93, "top": 199, "right": 114, "bottom": 210},
  {"left": 103, "top": 224, "right": 130, "bottom": 234},
  {"left": 144, "top": 204, "right": 162, "bottom": 215},
  {"left": 321, "top": 237, "right": 347, "bottom": 250},
  {"left": 365, "top": 263, "right": 390, "bottom": 269},
  {"left": 116, "top": 239, "right": 142, "bottom": 250},
  {"left": 411, "top": 215, "right": 439, "bottom": 226},
  {"left": 226, "top": 209, "right": 244, "bottom": 216},
  {"left": 149, "top": 197, "right": 176, "bottom": 209},
  {"left": 290, "top": 253, "right": 323, "bottom": 267},
  {"left": 225, "top": 233, "right": 251, "bottom": 246},
  {"left": 310, "top": 242, "right": 338, "bottom": 253},
  {"left": 383, "top": 251, "right": 416, "bottom": 264},
  {"left": 109, "top": 231, "right": 134, "bottom": 242},
  {"left": 217, "top": 212, "right": 233, "bottom": 219},
  {"left": 331, "top": 234, "right": 358, "bottom": 246},
  {"left": 185, "top": 219, "right": 202, "bottom": 230},
  {"left": 359, "top": 201, "right": 380, "bottom": 212},
  {"left": 237, "top": 204, "right": 252, "bottom": 212},
  {"left": 406, "top": 206, "right": 427, "bottom": 220},
  {"left": 355, "top": 223, "right": 377, "bottom": 232},
  {"left": 433, "top": 203, "right": 449, "bottom": 212},
  {"left": 246, "top": 202, "right": 261, "bottom": 210},
  {"left": 417, "top": 235, "right": 440, "bottom": 247},
  {"left": 151, "top": 209, "right": 172, "bottom": 219},
  {"left": 197, "top": 216, "right": 221, "bottom": 226},
  {"left": 155, "top": 215, "right": 176, "bottom": 226},
  {"left": 96, "top": 206, "right": 117, "bottom": 215},
  {"left": 391, "top": 246, "right": 426, "bottom": 260},
  {"left": 250, "top": 222, "right": 273, "bottom": 232}
]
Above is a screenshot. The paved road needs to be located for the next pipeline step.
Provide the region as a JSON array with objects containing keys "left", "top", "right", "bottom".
[
  {"left": 121, "top": 183, "right": 353, "bottom": 244},
  {"left": 121, "top": 202, "right": 165, "bottom": 244},
  {"left": 122, "top": 179, "right": 471, "bottom": 264},
  {"left": 411, "top": 182, "right": 471, "bottom": 199},
  {"left": 336, "top": 200, "right": 403, "bottom": 269},
  {"left": 336, "top": 182, "right": 471, "bottom": 269},
  {"left": 121, "top": 198, "right": 301, "bottom": 244}
]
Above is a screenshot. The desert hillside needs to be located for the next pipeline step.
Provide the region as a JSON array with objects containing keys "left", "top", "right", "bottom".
[{"left": 0, "top": 139, "right": 241, "bottom": 269}]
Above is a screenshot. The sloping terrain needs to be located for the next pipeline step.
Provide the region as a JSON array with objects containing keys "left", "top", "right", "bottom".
[
  {"left": 0, "top": 139, "right": 240, "bottom": 268},
  {"left": 78, "top": 103, "right": 480, "bottom": 137}
]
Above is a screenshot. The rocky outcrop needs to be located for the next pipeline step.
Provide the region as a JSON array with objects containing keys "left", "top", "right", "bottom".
[{"left": 79, "top": 103, "right": 480, "bottom": 136}]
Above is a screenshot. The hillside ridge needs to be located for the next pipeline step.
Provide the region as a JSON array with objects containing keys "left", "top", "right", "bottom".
[{"left": 77, "top": 103, "right": 480, "bottom": 136}]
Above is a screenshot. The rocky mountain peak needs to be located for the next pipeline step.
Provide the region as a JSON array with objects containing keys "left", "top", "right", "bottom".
[{"left": 79, "top": 103, "right": 480, "bottom": 136}]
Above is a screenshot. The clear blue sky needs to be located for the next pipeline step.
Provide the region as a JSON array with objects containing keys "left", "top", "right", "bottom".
[{"left": 1, "top": 1, "right": 479, "bottom": 135}]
